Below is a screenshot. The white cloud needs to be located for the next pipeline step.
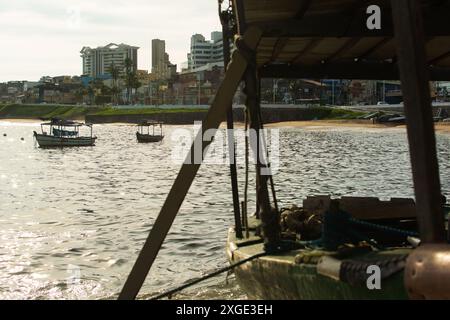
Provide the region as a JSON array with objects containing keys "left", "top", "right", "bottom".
[{"left": 0, "top": 0, "right": 222, "bottom": 81}]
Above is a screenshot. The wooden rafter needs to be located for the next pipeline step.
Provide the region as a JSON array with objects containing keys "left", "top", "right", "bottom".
[
  {"left": 260, "top": 62, "right": 450, "bottom": 80},
  {"left": 290, "top": 38, "right": 322, "bottom": 64},
  {"left": 253, "top": 7, "right": 450, "bottom": 38},
  {"left": 294, "top": 0, "right": 312, "bottom": 19},
  {"left": 429, "top": 50, "right": 450, "bottom": 65},
  {"left": 324, "top": 38, "right": 361, "bottom": 63},
  {"left": 358, "top": 37, "right": 391, "bottom": 60},
  {"left": 269, "top": 37, "right": 290, "bottom": 63}
]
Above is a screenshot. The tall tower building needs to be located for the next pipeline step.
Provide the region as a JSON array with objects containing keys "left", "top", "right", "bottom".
[{"left": 152, "top": 39, "right": 166, "bottom": 79}]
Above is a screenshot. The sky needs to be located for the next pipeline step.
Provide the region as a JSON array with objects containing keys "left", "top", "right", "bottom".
[{"left": 0, "top": 0, "right": 222, "bottom": 82}]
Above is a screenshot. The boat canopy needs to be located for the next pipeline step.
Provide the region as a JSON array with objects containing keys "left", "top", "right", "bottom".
[
  {"left": 137, "top": 120, "right": 164, "bottom": 126},
  {"left": 41, "top": 118, "right": 92, "bottom": 127},
  {"left": 233, "top": 0, "right": 450, "bottom": 80}
]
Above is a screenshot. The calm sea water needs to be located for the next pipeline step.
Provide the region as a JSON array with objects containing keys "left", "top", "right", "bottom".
[{"left": 0, "top": 121, "right": 449, "bottom": 300}]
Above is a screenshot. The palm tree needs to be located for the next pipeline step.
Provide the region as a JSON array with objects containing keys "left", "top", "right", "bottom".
[
  {"left": 74, "top": 87, "right": 87, "bottom": 104},
  {"left": 108, "top": 63, "right": 121, "bottom": 105},
  {"left": 288, "top": 80, "right": 302, "bottom": 104},
  {"left": 123, "top": 58, "right": 133, "bottom": 104},
  {"left": 131, "top": 78, "right": 142, "bottom": 104}
]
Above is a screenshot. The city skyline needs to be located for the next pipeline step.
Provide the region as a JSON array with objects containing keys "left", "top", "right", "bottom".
[{"left": 0, "top": 0, "right": 221, "bottom": 82}]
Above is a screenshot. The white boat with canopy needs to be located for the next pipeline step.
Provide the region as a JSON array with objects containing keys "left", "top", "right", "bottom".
[{"left": 33, "top": 118, "right": 97, "bottom": 148}]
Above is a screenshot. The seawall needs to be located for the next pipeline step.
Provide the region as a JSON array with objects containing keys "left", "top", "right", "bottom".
[{"left": 85, "top": 107, "right": 363, "bottom": 124}]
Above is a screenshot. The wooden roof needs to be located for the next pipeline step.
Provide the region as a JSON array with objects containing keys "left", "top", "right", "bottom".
[
  {"left": 42, "top": 118, "right": 87, "bottom": 127},
  {"left": 232, "top": 0, "right": 450, "bottom": 79},
  {"left": 138, "top": 120, "right": 164, "bottom": 126}
]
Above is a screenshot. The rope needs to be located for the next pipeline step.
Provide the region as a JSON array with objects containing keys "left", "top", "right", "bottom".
[
  {"left": 298, "top": 210, "right": 418, "bottom": 251},
  {"left": 149, "top": 252, "right": 266, "bottom": 300},
  {"left": 243, "top": 107, "right": 250, "bottom": 237},
  {"left": 349, "top": 217, "right": 419, "bottom": 238}
]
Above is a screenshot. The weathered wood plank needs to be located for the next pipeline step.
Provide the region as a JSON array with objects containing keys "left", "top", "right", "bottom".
[{"left": 391, "top": 0, "right": 445, "bottom": 243}]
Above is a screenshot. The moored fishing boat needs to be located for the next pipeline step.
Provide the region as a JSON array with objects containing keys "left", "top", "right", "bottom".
[
  {"left": 33, "top": 118, "right": 96, "bottom": 148},
  {"left": 136, "top": 120, "right": 164, "bottom": 143},
  {"left": 227, "top": 196, "right": 450, "bottom": 299}
]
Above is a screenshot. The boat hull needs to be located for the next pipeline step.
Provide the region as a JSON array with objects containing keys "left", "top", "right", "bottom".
[
  {"left": 136, "top": 132, "right": 164, "bottom": 143},
  {"left": 34, "top": 132, "right": 96, "bottom": 148},
  {"left": 227, "top": 228, "right": 409, "bottom": 300}
]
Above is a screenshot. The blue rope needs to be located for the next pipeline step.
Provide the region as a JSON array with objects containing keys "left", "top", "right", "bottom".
[
  {"left": 297, "top": 211, "right": 419, "bottom": 251},
  {"left": 299, "top": 239, "right": 323, "bottom": 248},
  {"left": 349, "top": 217, "right": 419, "bottom": 238}
]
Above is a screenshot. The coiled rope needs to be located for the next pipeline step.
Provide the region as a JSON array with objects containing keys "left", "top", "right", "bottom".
[{"left": 299, "top": 210, "right": 419, "bottom": 250}]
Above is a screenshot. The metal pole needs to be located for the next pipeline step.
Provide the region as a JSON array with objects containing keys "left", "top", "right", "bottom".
[
  {"left": 245, "top": 66, "right": 280, "bottom": 251},
  {"left": 332, "top": 80, "right": 335, "bottom": 105},
  {"left": 391, "top": 0, "right": 445, "bottom": 243},
  {"left": 221, "top": 7, "right": 243, "bottom": 238}
]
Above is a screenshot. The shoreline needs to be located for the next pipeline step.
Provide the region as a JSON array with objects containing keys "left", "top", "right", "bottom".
[{"left": 2, "top": 118, "right": 450, "bottom": 134}]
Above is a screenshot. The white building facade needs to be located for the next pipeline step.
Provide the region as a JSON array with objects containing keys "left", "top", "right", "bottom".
[
  {"left": 80, "top": 43, "right": 139, "bottom": 78},
  {"left": 187, "top": 32, "right": 224, "bottom": 71}
]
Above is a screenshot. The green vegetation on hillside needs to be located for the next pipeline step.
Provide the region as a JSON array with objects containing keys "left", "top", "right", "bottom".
[
  {"left": 322, "top": 107, "right": 366, "bottom": 119},
  {"left": 92, "top": 107, "right": 207, "bottom": 116},
  {"left": 0, "top": 104, "right": 101, "bottom": 119},
  {"left": 0, "top": 104, "right": 206, "bottom": 120}
]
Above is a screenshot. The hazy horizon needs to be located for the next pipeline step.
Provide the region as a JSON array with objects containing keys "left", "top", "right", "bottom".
[{"left": 0, "top": 0, "right": 221, "bottom": 82}]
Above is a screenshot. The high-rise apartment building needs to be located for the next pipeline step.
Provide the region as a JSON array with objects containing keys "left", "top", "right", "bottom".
[
  {"left": 152, "top": 39, "right": 166, "bottom": 79},
  {"left": 187, "top": 32, "right": 224, "bottom": 71},
  {"left": 151, "top": 39, "right": 176, "bottom": 79},
  {"left": 80, "top": 43, "right": 138, "bottom": 78}
]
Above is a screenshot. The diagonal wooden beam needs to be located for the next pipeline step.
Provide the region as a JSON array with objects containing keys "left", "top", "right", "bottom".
[
  {"left": 233, "top": 0, "right": 247, "bottom": 34},
  {"left": 291, "top": 38, "right": 322, "bottom": 64},
  {"left": 391, "top": 0, "right": 445, "bottom": 243},
  {"left": 118, "top": 26, "right": 263, "bottom": 300},
  {"left": 429, "top": 50, "right": 450, "bottom": 65},
  {"left": 269, "top": 37, "right": 290, "bottom": 63},
  {"left": 324, "top": 38, "right": 361, "bottom": 63},
  {"left": 294, "top": 0, "right": 312, "bottom": 19},
  {"left": 359, "top": 37, "right": 391, "bottom": 60}
]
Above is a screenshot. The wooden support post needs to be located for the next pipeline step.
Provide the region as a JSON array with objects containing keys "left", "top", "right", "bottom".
[
  {"left": 118, "top": 26, "right": 262, "bottom": 300},
  {"left": 391, "top": 0, "right": 445, "bottom": 243},
  {"left": 233, "top": 0, "right": 247, "bottom": 35},
  {"left": 221, "top": 9, "right": 243, "bottom": 238},
  {"left": 244, "top": 66, "right": 281, "bottom": 251}
]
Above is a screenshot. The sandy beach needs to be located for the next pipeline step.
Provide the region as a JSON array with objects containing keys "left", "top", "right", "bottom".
[
  {"left": 0, "top": 118, "right": 41, "bottom": 123},
  {"left": 265, "top": 120, "right": 450, "bottom": 135}
]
